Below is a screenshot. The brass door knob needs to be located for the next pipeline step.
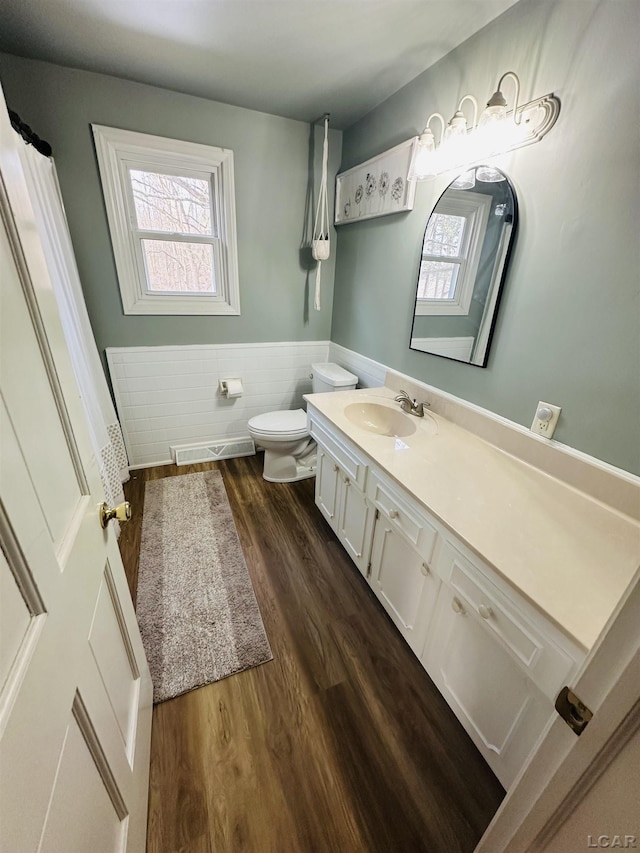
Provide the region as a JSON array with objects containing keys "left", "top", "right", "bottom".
[{"left": 99, "top": 501, "right": 132, "bottom": 528}]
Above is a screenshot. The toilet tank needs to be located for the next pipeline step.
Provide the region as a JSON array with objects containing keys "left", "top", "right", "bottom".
[{"left": 311, "top": 362, "right": 358, "bottom": 393}]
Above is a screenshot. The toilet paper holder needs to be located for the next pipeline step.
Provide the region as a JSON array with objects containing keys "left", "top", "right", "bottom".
[{"left": 218, "top": 378, "right": 244, "bottom": 398}]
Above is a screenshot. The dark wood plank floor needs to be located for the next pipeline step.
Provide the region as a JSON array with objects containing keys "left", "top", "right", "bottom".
[{"left": 119, "top": 455, "right": 504, "bottom": 853}]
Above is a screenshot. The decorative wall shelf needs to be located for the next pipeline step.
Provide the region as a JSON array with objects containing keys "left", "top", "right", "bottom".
[{"left": 335, "top": 138, "right": 417, "bottom": 225}]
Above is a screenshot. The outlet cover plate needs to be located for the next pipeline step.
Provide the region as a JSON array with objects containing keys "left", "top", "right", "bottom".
[{"left": 531, "top": 401, "right": 561, "bottom": 438}]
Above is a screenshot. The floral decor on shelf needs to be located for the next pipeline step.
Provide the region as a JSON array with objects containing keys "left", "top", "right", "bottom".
[{"left": 335, "top": 138, "right": 417, "bottom": 225}]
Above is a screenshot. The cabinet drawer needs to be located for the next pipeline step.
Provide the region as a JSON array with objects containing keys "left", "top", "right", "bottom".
[
  {"left": 309, "top": 418, "right": 368, "bottom": 490},
  {"left": 366, "top": 470, "right": 438, "bottom": 563},
  {"left": 437, "top": 541, "right": 576, "bottom": 699}
]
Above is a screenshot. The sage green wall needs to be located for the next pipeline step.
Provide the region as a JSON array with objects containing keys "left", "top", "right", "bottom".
[
  {"left": 0, "top": 54, "right": 342, "bottom": 358},
  {"left": 333, "top": 0, "right": 640, "bottom": 475}
]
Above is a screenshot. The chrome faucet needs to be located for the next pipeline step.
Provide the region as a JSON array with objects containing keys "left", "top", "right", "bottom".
[{"left": 394, "top": 389, "right": 430, "bottom": 418}]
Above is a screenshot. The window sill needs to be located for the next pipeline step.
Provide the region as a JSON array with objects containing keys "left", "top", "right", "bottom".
[{"left": 122, "top": 293, "right": 241, "bottom": 316}]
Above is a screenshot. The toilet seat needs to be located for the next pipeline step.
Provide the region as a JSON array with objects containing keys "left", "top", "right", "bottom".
[{"left": 248, "top": 408, "right": 308, "bottom": 441}]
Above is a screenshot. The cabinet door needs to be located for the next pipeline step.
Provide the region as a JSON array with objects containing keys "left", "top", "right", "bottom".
[
  {"left": 422, "top": 585, "right": 552, "bottom": 788},
  {"left": 315, "top": 444, "right": 341, "bottom": 531},
  {"left": 369, "top": 518, "right": 441, "bottom": 655},
  {"left": 337, "top": 474, "right": 374, "bottom": 576}
]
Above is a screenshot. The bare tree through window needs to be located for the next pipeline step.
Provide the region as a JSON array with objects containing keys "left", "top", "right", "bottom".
[
  {"left": 418, "top": 212, "right": 466, "bottom": 300},
  {"left": 130, "top": 170, "right": 216, "bottom": 293}
]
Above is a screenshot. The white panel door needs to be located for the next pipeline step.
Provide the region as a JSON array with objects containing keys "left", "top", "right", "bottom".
[
  {"left": 421, "top": 584, "right": 551, "bottom": 788},
  {"left": 336, "top": 477, "right": 373, "bottom": 576},
  {"left": 369, "top": 519, "right": 441, "bottom": 655},
  {"left": 0, "top": 89, "right": 152, "bottom": 853},
  {"left": 315, "top": 444, "right": 341, "bottom": 530}
]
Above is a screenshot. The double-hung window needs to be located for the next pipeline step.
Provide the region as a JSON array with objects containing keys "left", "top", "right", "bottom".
[
  {"left": 415, "top": 189, "right": 490, "bottom": 316},
  {"left": 92, "top": 125, "right": 240, "bottom": 315}
]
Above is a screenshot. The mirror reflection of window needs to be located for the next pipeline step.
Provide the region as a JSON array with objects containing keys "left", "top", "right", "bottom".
[
  {"left": 410, "top": 167, "right": 517, "bottom": 367},
  {"left": 419, "top": 213, "right": 466, "bottom": 300},
  {"left": 416, "top": 190, "right": 491, "bottom": 316}
]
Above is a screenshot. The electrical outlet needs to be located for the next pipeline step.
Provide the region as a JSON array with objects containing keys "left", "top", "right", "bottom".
[{"left": 531, "top": 401, "right": 561, "bottom": 438}]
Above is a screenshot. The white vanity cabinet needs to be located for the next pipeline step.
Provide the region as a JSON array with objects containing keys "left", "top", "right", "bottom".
[
  {"left": 421, "top": 541, "right": 580, "bottom": 787},
  {"left": 311, "top": 419, "right": 374, "bottom": 577},
  {"left": 307, "top": 405, "right": 584, "bottom": 789}
]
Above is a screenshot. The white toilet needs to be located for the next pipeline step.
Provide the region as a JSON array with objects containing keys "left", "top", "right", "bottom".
[{"left": 248, "top": 362, "right": 358, "bottom": 483}]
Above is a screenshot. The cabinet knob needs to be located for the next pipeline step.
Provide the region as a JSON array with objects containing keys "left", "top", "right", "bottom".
[
  {"left": 333, "top": 463, "right": 339, "bottom": 472},
  {"left": 451, "top": 596, "right": 465, "bottom": 615},
  {"left": 389, "top": 509, "right": 399, "bottom": 519},
  {"left": 344, "top": 476, "right": 350, "bottom": 486},
  {"left": 421, "top": 563, "right": 430, "bottom": 577},
  {"left": 478, "top": 604, "right": 493, "bottom": 620}
]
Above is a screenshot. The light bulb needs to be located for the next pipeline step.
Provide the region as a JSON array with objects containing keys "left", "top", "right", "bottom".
[
  {"left": 444, "top": 111, "right": 468, "bottom": 142},
  {"left": 477, "top": 104, "right": 508, "bottom": 157},
  {"left": 478, "top": 103, "right": 508, "bottom": 129},
  {"left": 408, "top": 112, "right": 446, "bottom": 180},
  {"left": 408, "top": 129, "right": 437, "bottom": 180},
  {"left": 442, "top": 110, "right": 470, "bottom": 171},
  {"left": 477, "top": 72, "right": 521, "bottom": 157}
]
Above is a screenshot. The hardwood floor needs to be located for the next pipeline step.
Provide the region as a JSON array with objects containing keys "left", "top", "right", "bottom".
[{"left": 119, "top": 455, "right": 504, "bottom": 853}]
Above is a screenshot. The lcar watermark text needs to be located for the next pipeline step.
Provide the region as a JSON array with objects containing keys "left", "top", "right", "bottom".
[{"left": 587, "top": 837, "right": 637, "bottom": 849}]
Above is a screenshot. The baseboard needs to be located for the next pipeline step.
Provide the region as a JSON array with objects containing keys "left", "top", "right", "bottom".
[{"left": 128, "top": 458, "right": 174, "bottom": 471}]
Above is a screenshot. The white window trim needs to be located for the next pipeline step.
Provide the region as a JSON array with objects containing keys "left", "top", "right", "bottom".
[
  {"left": 92, "top": 125, "right": 240, "bottom": 316},
  {"left": 415, "top": 189, "right": 491, "bottom": 317}
]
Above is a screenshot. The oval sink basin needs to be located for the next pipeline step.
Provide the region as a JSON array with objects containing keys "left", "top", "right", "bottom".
[{"left": 344, "top": 402, "right": 417, "bottom": 437}]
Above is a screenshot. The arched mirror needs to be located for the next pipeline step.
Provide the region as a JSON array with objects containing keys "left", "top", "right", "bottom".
[{"left": 409, "top": 166, "right": 517, "bottom": 366}]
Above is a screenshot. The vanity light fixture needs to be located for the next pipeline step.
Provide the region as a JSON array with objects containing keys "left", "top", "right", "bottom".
[
  {"left": 407, "top": 71, "right": 560, "bottom": 181},
  {"left": 407, "top": 112, "right": 445, "bottom": 181}
]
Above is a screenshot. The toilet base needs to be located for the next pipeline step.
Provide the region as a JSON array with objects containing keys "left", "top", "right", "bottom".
[{"left": 261, "top": 445, "right": 317, "bottom": 483}]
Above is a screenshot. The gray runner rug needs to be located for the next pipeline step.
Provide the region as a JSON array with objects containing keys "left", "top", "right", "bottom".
[{"left": 136, "top": 470, "right": 272, "bottom": 703}]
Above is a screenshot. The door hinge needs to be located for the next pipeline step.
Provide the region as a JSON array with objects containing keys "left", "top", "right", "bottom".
[
  {"left": 366, "top": 561, "right": 371, "bottom": 577},
  {"left": 555, "top": 686, "right": 593, "bottom": 736},
  {"left": 374, "top": 509, "right": 379, "bottom": 520}
]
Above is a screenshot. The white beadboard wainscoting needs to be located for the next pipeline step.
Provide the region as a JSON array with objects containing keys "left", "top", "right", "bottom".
[
  {"left": 107, "top": 341, "right": 330, "bottom": 467},
  {"left": 107, "top": 339, "right": 638, "bottom": 519},
  {"left": 328, "top": 342, "right": 387, "bottom": 388}
]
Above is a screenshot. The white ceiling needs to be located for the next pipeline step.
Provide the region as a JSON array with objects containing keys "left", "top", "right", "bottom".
[{"left": 0, "top": 0, "right": 519, "bottom": 129}]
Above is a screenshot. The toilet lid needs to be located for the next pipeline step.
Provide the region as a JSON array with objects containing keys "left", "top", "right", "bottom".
[
  {"left": 248, "top": 408, "right": 308, "bottom": 438},
  {"left": 311, "top": 362, "right": 358, "bottom": 387}
]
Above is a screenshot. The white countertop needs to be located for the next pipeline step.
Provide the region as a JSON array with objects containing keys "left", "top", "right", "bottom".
[{"left": 305, "top": 387, "right": 640, "bottom": 651}]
